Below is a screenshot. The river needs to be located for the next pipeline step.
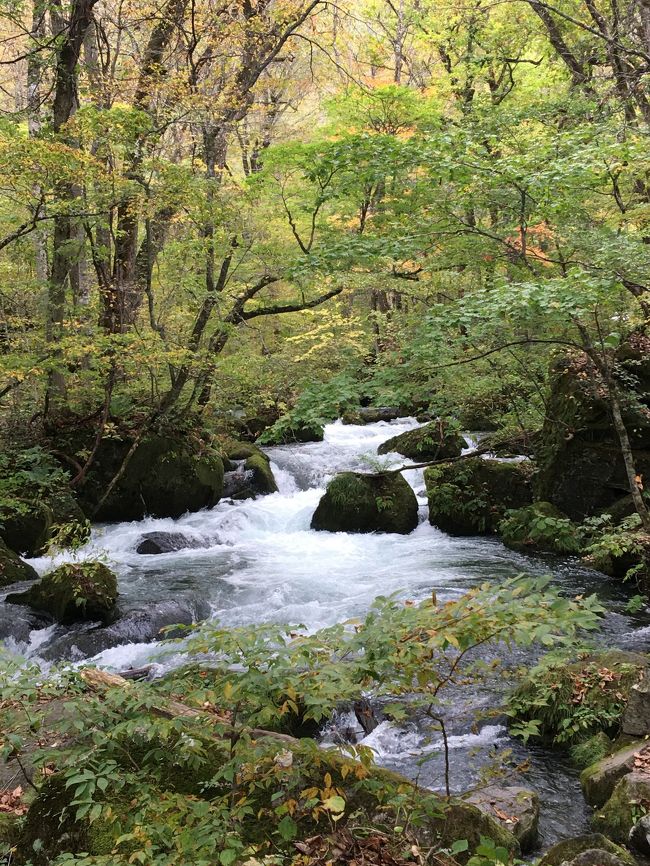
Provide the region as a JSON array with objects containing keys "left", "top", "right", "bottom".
[{"left": 2, "top": 417, "right": 650, "bottom": 851}]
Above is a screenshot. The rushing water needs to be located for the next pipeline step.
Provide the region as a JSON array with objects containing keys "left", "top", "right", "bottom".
[{"left": 2, "top": 417, "right": 650, "bottom": 850}]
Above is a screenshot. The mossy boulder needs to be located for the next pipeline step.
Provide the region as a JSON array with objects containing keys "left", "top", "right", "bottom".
[
  {"left": 535, "top": 341, "right": 650, "bottom": 520},
  {"left": 311, "top": 471, "right": 418, "bottom": 534},
  {"left": 7, "top": 561, "right": 118, "bottom": 623},
  {"left": 570, "top": 732, "right": 613, "bottom": 770},
  {"left": 538, "top": 834, "right": 636, "bottom": 866},
  {"left": 0, "top": 499, "right": 53, "bottom": 556},
  {"left": 425, "top": 457, "right": 533, "bottom": 535},
  {"left": 426, "top": 800, "right": 519, "bottom": 861},
  {"left": 509, "top": 650, "right": 646, "bottom": 747},
  {"left": 259, "top": 419, "right": 325, "bottom": 445},
  {"left": 499, "top": 501, "right": 582, "bottom": 554},
  {"left": 245, "top": 453, "right": 278, "bottom": 494},
  {"left": 592, "top": 772, "right": 650, "bottom": 843},
  {"left": 466, "top": 786, "right": 539, "bottom": 852},
  {"left": 0, "top": 539, "right": 39, "bottom": 587},
  {"left": 378, "top": 420, "right": 466, "bottom": 461},
  {"left": 221, "top": 442, "right": 278, "bottom": 498},
  {"left": 78, "top": 434, "right": 224, "bottom": 521},
  {"left": 581, "top": 739, "right": 650, "bottom": 807}
]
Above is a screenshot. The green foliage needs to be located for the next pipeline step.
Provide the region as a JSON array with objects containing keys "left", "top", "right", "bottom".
[
  {"left": 0, "top": 577, "right": 604, "bottom": 864},
  {"left": 499, "top": 503, "right": 582, "bottom": 555},
  {"left": 508, "top": 651, "right": 644, "bottom": 745}
]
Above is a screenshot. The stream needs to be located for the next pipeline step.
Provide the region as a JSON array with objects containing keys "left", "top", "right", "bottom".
[{"left": 2, "top": 417, "right": 650, "bottom": 851}]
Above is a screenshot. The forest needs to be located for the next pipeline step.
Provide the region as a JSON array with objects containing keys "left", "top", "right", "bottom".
[{"left": 2, "top": 0, "right": 650, "bottom": 863}]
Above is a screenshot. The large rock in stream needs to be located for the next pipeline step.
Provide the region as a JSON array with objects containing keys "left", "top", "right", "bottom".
[
  {"left": 593, "top": 772, "right": 650, "bottom": 843},
  {"left": 535, "top": 339, "right": 650, "bottom": 520},
  {"left": 538, "top": 835, "right": 636, "bottom": 866},
  {"left": 76, "top": 434, "right": 224, "bottom": 521},
  {"left": 311, "top": 471, "right": 418, "bottom": 534},
  {"left": 7, "top": 561, "right": 118, "bottom": 624},
  {"left": 467, "top": 785, "right": 539, "bottom": 851},
  {"left": 425, "top": 457, "right": 533, "bottom": 535},
  {"left": 378, "top": 419, "right": 466, "bottom": 461}
]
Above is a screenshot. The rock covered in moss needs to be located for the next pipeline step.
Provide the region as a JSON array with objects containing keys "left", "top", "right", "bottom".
[
  {"left": 467, "top": 786, "right": 539, "bottom": 852},
  {"left": 581, "top": 740, "right": 650, "bottom": 807},
  {"left": 0, "top": 500, "right": 52, "bottom": 556},
  {"left": 510, "top": 650, "right": 646, "bottom": 748},
  {"left": 593, "top": 772, "right": 650, "bottom": 843},
  {"left": 259, "top": 419, "right": 324, "bottom": 445},
  {"left": 311, "top": 472, "right": 418, "bottom": 534},
  {"left": 245, "top": 453, "right": 278, "bottom": 494},
  {"left": 378, "top": 419, "right": 466, "bottom": 461},
  {"left": 7, "top": 561, "right": 118, "bottom": 623},
  {"left": 499, "top": 501, "right": 582, "bottom": 554},
  {"left": 425, "top": 457, "right": 533, "bottom": 535},
  {"left": 78, "top": 434, "right": 224, "bottom": 521},
  {"left": 0, "top": 540, "right": 38, "bottom": 587},
  {"left": 538, "top": 834, "right": 636, "bottom": 866},
  {"left": 535, "top": 343, "right": 650, "bottom": 520},
  {"left": 221, "top": 441, "right": 278, "bottom": 498}
]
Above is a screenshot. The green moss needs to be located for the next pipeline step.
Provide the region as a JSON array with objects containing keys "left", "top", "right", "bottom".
[
  {"left": 499, "top": 501, "right": 582, "bottom": 554},
  {"left": 508, "top": 650, "right": 646, "bottom": 745},
  {"left": 245, "top": 453, "right": 278, "bottom": 494},
  {"left": 7, "top": 561, "right": 118, "bottom": 623},
  {"left": 537, "top": 834, "right": 636, "bottom": 866},
  {"left": 311, "top": 471, "right": 418, "bottom": 534},
  {"left": 570, "top": 732, "right": 613, "bottom": 769},
  {"left": 425, "top": 458, "right": 532, "bottom": 535},
  {"left": 0, "top": 539, "right": 39, "bottom": 587},
  {"left": 378, "top": 419, "right": 466, "bottom": 460},
  {"left": 592, "top": 774, "right": 650, "bottom": 843}
]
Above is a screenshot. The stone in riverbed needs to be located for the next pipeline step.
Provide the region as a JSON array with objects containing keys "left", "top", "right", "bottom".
[
  {"left": 538, "top": 834, "right": 636, "bottom": 866},
  {"left": 136, "top": 532, "right": 207, "bottom": 555},
  {"left": 378, "top": 419, "right": 466, "bottom": 461},
  {"left": 466, "top": 786, "right": 539, "bottom": 852},
  {"left": 581, "top": 740, "right": 650, "bottom": 807},
  {"left": 6, "top": 561, "right": 118, "bottom": 624},
  {"left": 311, "top": 471, "right": 418, "bottom": 535},
  {"left": 425, "top": 457, "right": 533, "bottom": 535}
]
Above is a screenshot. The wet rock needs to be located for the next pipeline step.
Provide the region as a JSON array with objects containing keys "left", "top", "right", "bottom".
[
  {"left": 0, "top": 500, "right": 52, "bottom": 556},
  {"left": 359, "top": 407, "right": 402, "bottom": 423},
  {"left": 581, "top": 740, "right": 650, "bottom": 807},
  {"left": 499, "top": 501, "right": 582, "bottom": 555},
  {"left": 7, "top": 561, "right": 118, "bottom": 624},
  {"left": 622, "top": 673, "right": 650, "bottom": 737},
  {"left": 538, "top": 834, "right": 636, "bottom": 866},
  {"left": 136, "top": 532, "right": 207, "bottom": 555},
  {"left": 629, "top": 813, "right": 650, "bottom": 855},
  {"left": 0, "top": 539, "right": 39, "bottom": 587},
  {"left": 378, "top": 419, "right": 466, "bottom": 461},
  {"left": 425, "top": 457, "right": 533, "bottom": 535},
  {"left": 466, "top": 786, "right": 539, "bottom": 852},
  {"left": 221, "top": 442, "right": 278, "bottom": 497},
  {"left": 354, "top": 698, "right": 384, "bottom": 736},
  {"left": 593, "top": 772, "right": 650, "bottom": 843},
  {"left": 259, "top": 420, "right": 324, "bottom": 445},
  {"left": 40, "top": 598, "right": 211, "bottom": 660},
  {"left": 245, "top": 453, "right": 278, "bottom": 494},
  {"left": 311, "top": 471, "right": 418, "bottom": 535}
]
